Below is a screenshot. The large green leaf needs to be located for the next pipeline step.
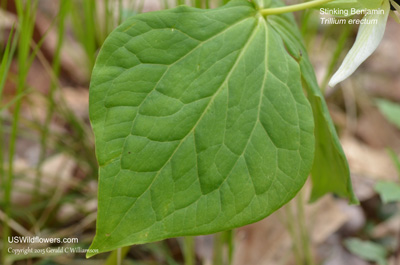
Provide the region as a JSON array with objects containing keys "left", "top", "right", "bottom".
[
  {"left": 305, "top": 80, "right": 358, "bottom": 204},
  {"left": 267, "top": 9, "right": 358, "bottom": 204},
  {"left": 89, "top": 0, "right": 315, "bottom": 256}
]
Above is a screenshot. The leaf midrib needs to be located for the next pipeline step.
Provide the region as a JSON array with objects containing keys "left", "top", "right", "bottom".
[
  {"left": 97, "top": 17, "right": 253, "bottom": 167},
  {"left": 98, "top": 16, "right": 265, "bottom": 248}
]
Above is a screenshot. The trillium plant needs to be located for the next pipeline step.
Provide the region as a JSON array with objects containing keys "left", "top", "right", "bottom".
[{"left": 87, "top": 0, "right": 397, "bottom": 257}]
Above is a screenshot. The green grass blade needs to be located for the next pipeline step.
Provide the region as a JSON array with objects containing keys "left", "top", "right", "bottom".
[
  {"left": 4, "top": 1, "right": 39, "bottom": 264},
  {"left": 35, "top": 0, "right": 70, "bottom": 203},
  {"left": 0, "top": 23, "right": 18, "bottom": 265}
]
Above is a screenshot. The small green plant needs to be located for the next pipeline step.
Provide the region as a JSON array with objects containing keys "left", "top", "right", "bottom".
[
  {"left": 345, "top": 98, "right": 400, "bottom": 265},
  {"left": 375, "top": 99, "right": 400, "bottom": 204},
  {"left": 87, "top": 0, "right": 400, "bottom": 257},
  {"left": 345, "top": 238, "right": 388, "bottom": 265}
]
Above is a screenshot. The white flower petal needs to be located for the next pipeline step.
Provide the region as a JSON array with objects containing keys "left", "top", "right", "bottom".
[{"left": 329, "top": 0, "right": 390, "bottom": 87}]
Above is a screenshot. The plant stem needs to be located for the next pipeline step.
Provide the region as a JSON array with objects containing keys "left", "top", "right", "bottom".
[
  {"left": 137, "top": 0, "right": 146, "bottom": 13},
  {"left": 321, "top": 23, "right": 351, "bottom": 91},
  {"left": 104, "top": 0, "right": 110, "bottom": 40},
  {"left": 104, "top": 246, "right": 130, "bottom": 265},
  {"left": 212, "top": 230, "right": 233, "bottom": 265},
  {"left": 296, "top": 191, "right": 314, "bottom": 265},
  {"left": 213, "top": 232, "right": 224, "bottom": 265},
  {"left": 225, "top": 230, "right": 234, "bottom": 265},
  {"left": 183, "top": 236, "right": 195, "bottom": 265},
  {"left": 118, "top": 0, "right": 123, "bottom": 24},
  {"left": 35, "top": 0, "right": 68, "bottom": 203},
  {"left": 3, "top": 1, "right": 38, "bottom": 264},
  {"left": 117, "top": 248, "right": 121, "bottom": 265},
  {"left": 284, "top": 203, "right": 303, "bottom": 265},
  {"left": 0, "top": 25, "right": 18, "bottom": 265},
  {"left": 260, "top": 0, "right": 334, "bottom": 16}
]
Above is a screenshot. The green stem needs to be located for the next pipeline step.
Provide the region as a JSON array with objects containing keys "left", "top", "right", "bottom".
[
  {"left": 118, "top": 0, "right": 123, "bottom": 24},
  {"left": 213, "top": 233, "right": 224, "bottom": 265},
  {"left": 3, "top": 1, "right": 38, "bottom": 264},
  {"left": 224, "top": 230, "right": 234, "bottom": 265},
  {"left": 0, "top": 25, "right": 17, "bottom": 265},
  {"left": 284, "top": 203, "right": 303, "bottom": 265},
  {"left": 35, "top": 0, "right": 68, "bottom": 202},
  {"left": 104, "top": 0, "right": 110, "bottom": 40},
  {"left": 212, "top": 230, "right": 233, "bottom": 265},
  {"left": 260, "top": 0, "right": 334, "bottom": 16},
  {"left": 296, "top": 191, "right": 314, "bottom": 265},
  {"left": 104, "top": 246, "right": 130, "bottom": 265},
  {"left": 183, "top": 236, "right": 195, "bottom": 265},
  {"left": 137, "top": 0, "right": 146, "bottom": 13},
  {"left": 321, "top": 23, "right": 351, "bottom": 91}
]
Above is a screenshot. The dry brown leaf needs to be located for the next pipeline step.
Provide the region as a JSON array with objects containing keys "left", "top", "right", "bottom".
[
  {"left": 355, "top": 108, "right": 400, "bottom": 150},
  {"left": 233, "top": 190, "right": 350, "bottom": 265},
  {"left": 342, "top": 136, "right": 398, "bottom": 182}
]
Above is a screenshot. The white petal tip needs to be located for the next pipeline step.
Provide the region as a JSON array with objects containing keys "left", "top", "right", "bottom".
[
  {"left": 328, "top": 80, "right": 338, "bottom": 87},
  {"left": 327, "top": 1, "right": 390, "bottom": 88},
  {"left": 329, "top": 70, "right": 348, "bottom": 87}
]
